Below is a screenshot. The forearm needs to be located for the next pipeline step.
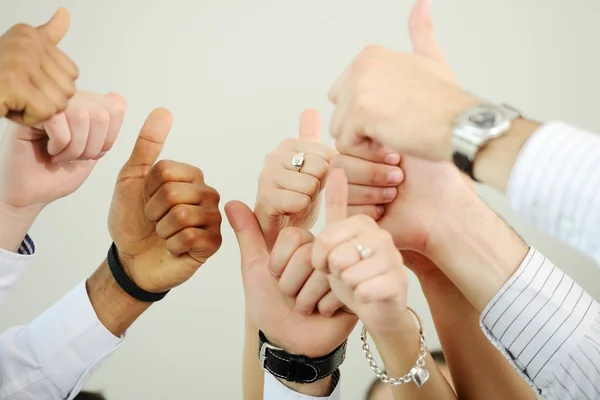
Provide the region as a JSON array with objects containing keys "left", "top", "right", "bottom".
[
  {"left": 472, "top": 118, "right": 540, "bottom": 191},
  {"left": 428, "top": 195, "right": 529, "bottom": 312},
  {"left": 420, "top": 270, "right": 536, "bottom": 400},
  {"left": 243, "top": 312, "right": 264, "bottom": 400},
  {"left": 371, "top": 310, "right": 455, "bottom": 400},
  {"left": 0, "top": 202, "right": 41, "bottom": 252},
  {"left": 86, "top": 259, "right": 150, "bottom": 337}
]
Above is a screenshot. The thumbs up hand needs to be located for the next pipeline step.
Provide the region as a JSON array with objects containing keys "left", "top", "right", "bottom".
[
  {"left": 0, "top": 8, "right": 79, "bottom": 126},
  {"left": 329, "top": 0, "right": 478, "bottom": 162},
  {"left": 108, "top": 109, "right": 222, "bottom": 293},
  {"left": 312, "top": 169, "right": 409, "bottom": 335},
  {"left": 255, "top": 109, "right": 336, "bottom": 251}
]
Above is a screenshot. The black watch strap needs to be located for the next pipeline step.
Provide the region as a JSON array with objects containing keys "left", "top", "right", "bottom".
[
  {"left": 107, "top": 242, "right": 169, "bottom": 302},
  {"left": 258, "top": 330, "right": 347, "bottom": 384},
  {"left": 452, "top": 152, "right": 478, "bottom": 182}
]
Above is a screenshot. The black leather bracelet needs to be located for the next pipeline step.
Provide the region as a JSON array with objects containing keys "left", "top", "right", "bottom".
[
  {"left": 107, "top": 242, "right": 169, "bottom": 302},
  {"left": 258, "top": 330, "right": 347, "bottom": 384}
]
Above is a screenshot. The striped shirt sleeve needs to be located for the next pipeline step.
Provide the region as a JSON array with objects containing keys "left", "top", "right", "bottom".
[
  {"left": 507, "top": 122, "right": 600, "bottom": 265},
  {"left": 480, "top": 247, "right": 600, "bottom": 399},
  {"left": 0, "top": 234, "right": 35, "bottom": 306}
]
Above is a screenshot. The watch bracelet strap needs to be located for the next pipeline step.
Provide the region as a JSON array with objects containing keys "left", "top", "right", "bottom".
[
  {"left": 258, "top": 330, "right": 347, "bottom": 383},
  {"left": 107, "top": 242, "right": 169, "bottom": 302},
  {"left": 452, "top": 152, "right": 478, "bottom": 182}
]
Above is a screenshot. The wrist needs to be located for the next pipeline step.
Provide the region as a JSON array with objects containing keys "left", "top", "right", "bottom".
[
  {"left": 86, "top": 259, "right": 150, "bottom": 337},
  {"left": 0, "top": 202, "right": 43, "bottom": 252},
  {"left": 276, "top": 374, "right": 335, "bottom": 397},
  {"left": 473, "top": 118, "right": 540, "bottom": 191},
  {"left": 427, "top": 196, "right": 529, "bottom": 312}
]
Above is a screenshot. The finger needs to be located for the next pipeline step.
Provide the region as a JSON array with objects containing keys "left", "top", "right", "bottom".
[
  {"left": 355, "top": 266, "right": 406, "bottom": 303},
  {"left": 225, "top": 201, "right": 269, "bottom": 274},
  {"left": 329, "top": 95, "right": 349, "bottom": 141},
  {"left": 274, "top": 169, "right": 321, "bottom": 202},
  {"left": 8, "top": 84, "right": 57, "bottom": 126},
  {"left": 278, "top": 138, "right": 336, "bottom": 162},
  {"left": 39, "top": 56, "right": 76, "bottom": 99},
  {"left": 281, "top": 152, "right": 329, "bottom": 180},
  {"left": 156, "top": 205, "right": 221, "bottom": 239},
  {"left": 80, "top": 100, "right": 110, "bottom": 160},
  {"left": 409, "top": 0, "right": 447, "bottom": 64},
  {"left": 329, "top": 154, "right": 404, "bottom": 186},
  {"left": 42, "top": 112, "right": 71, "bottom": 155},
  {"left": 145, "top": 182, "right": 211, "bottom": 221},
  {"left": 30, "top": 69, "right": 68, "bottom": 114},
  {"left": 296, "top": 270, "right": 331, "bottom": 315},
  {"left": 124, "top": 108, "right": 172, "bottom": 168},
  {"left": 278, "top": 243, "right": 314, "bottom": 297},
  {"left": 299, "top": 108, "right": 321, "bottom": 143},
  {"left": 317, "top": 291, "right": 345, "bottom": 318},
  {"left": 45, "top": 44, "right": 79, "bottom": 79},
  {"left": 51, "top": 104, "right": 90, "bottom": 163},
  {"left": 165, "top": 228, "right": 221, "bottom": 257},
  {"left": 325, "top": 168, "right": 348, "bottom": 224},
  {"left": 256, "top": 186, "right": 311, "bottom": 217},
  {"left": 85, "top": 92, "right": 127, "bottom": 152},
  {"left": 144, "top": 160, "right": 205, "bottom": 198},
  {"left": 327, "top": 230, "right": 393, "bottom": 277},
  {"left": 37, "top": 7, "right": 70, "bottom": 45},
  {"left": 347, "top": 184, "right": 397, "bottom": 205},
  {"left": 269, "top": 228, "right": 314, "bottom": 277},
  {"left": 334, "top": 130, "right": 393, "bottom": 165},
  {"left": 347, "top": 205, "right": 385, "bottom": 220},
  {"left": 340, "top": 251, "right": 395, "bottom": 288},
  {"left": 328, "top": 63, "right": 351, "bottom": 104}
]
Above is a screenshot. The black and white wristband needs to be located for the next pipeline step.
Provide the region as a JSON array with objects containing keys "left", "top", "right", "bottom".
[{"left": 107, "top": 242, "right": 169, "bottom": 302}]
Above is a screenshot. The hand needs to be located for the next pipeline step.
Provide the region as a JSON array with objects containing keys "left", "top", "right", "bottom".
[
  {"left": 108, "top": 108, "right": 222, "bottom": 293},
  {"left": 0, "top": 8, "right": 78, "bottom": 126},
  {"left": 329, "top": 0, "right": 477, "bottom": 162},
  {"left": 226, "top": 201, "right": 357, "bottom": 358},
  {"left": 312, "top": 169, "right": 408, "bottom": 334},
  {"left": 0, "top": 91, "right": 125, "bottom": 213},
  {"left": 255, "top": 109, "right": 336, "bottom": 250}
]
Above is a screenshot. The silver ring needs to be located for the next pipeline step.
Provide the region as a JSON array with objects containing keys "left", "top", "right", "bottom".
[
  {"left": 291, "top": 152, "right": 306, "bottom": 172},
  {"left": 352, "top": 240, "right": 372, "bottom": 260}
]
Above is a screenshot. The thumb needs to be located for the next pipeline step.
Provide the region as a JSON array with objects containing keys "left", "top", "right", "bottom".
[
  {"left": 225, "top": 201, "right": 269, "bottom": 277},
  {"left": 408, "top": 0, "right": 446, "bottom": 64},
  {"left": 299, "top": 108, "right": 321, "bottom": 143},
  {"left": 37, "top": 7, "right": 71, "bottom": 45},
  {"left": 325, "top": 169, "right": 348, "bottom": 225},
  {"left": 123, "top": 108, "right": 172, "bottom": 168}
]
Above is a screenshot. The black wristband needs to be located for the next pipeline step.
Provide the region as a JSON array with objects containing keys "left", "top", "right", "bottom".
[
  {"left": 452, "top": 152, "right": 479, "bottom": 182},
  {"left": 107, "top": 242, "right": 169, "bottom": 302},
  {"left": 258, "top": 330, "right": 347, "bottom": 383}
]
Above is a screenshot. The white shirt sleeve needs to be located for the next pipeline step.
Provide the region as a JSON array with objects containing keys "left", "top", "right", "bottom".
[
  {"left": 480, "top": 247, "right": 600, "bottom": 399},
  {"left": 0, "top": 281, "right": 124, "bottom": 400},
  {"left": 263, "top": 370, "right": 341, "bottom": 400},
  {"left": 0, "top": 235, "right": 35, "bottom": 306},
  {"left": 507, "top": 122, "right": 600, "bottom": 265}
]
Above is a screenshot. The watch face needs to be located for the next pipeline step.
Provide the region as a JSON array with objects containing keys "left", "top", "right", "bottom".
[
  {"left": 468, "top": 110, "right": 497, "bottom": 129},
  {"left": 461, "top": 105, "right": 508, "bottom": 137}
]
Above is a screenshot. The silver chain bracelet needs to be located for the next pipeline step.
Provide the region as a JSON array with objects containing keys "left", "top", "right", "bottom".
[{"left": 360, "top": 306, "right": 430, "bottom": 387}]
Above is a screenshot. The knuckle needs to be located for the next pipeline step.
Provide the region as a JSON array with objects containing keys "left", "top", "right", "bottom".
[
  {"left": 63, "top": 81, "right": 76, "bottom": 98},
  {"left": 152, "top": 160, "right": 174, "bottom": 179},
  {"left": 181, "top": 229, "right": 200, "bottom": 247},
  {"left": 106, "top": 92, "right": 127, "bottom": 115},
  {"left": 90, "top": 109, "right": 110, "bottom": 126},
  {"left": 171, "top": 205, "right": 191, "bottom": 225},
  {"left": 162, "top": 182, "right": 180, "bottom": 205},
  {"left": 280, "top": 138, "right": 297, "bottom": 149},
  {"left": 354, "top": 213, "right": 376, "bottom": 227},
  {"left": 355, "top": 285, "right": 374, "bottom": 303},
  {"left": 279, "top": 227, "right": 305, "bottom": 247},
  {"left": 191, "top": 166, "right": 205, "bottom": 182},
  {"left": 69, "top": 108, "right": 89, "bottom": 124},
  {"left": 263, "top": 149, "right": 280, "bottom": 165}
]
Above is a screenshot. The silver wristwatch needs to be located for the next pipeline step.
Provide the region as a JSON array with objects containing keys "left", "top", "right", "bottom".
[{"left": 451, "top": 103, "right": 521, "bottom": 180}]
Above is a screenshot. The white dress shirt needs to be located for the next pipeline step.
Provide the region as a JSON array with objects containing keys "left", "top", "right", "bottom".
[
  {"left": 0, "top": 237, "right": 326, "bottom": 399},
  {"left": 264, "top": 370, "right": 341, "bottom": 400},
  {"left": 479, "top": 122, "right": 600, "bottom": 399}
]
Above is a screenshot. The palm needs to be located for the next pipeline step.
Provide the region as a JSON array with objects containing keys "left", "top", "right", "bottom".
[
  {"left": 245, "top": 249, "right": 356, "bottom": 358},
  {"left": 0, "top": 128, "right": 96, "bottom": 208},
  {"left": 379, "top": 155, "right": 465, "bottom": 253}
]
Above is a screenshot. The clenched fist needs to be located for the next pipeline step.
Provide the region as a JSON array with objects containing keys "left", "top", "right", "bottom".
[{"left": 0, "top": 8, "right": 79, "bottom": 126}]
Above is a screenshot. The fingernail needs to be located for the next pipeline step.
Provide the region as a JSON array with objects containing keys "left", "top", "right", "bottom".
[
  {"left": 97, "top": 151, "right": 107, "bottom": 159},
  {"left": 384, "top": 153, "right": 401, "bottom": 165},
  {"left": 383, "top": 187, "right": 397, "bottom": 200},
  {"left": 268, "top": 268, "right": 279, "bottom": 277},
  {"left": 387, "top": 170, "right": 403, "bottom": 184},
  {"left": 375, "top": 205, "right": 385, "bottom": 219}
]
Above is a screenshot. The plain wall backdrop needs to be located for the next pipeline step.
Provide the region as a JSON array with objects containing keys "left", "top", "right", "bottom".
[{"left": 2, "top": 0, "right": 600, "bottom": 398}]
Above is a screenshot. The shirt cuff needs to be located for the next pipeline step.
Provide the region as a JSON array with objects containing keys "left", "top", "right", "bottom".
[
  {"left": 507, "top": 122, "right": 600, "bottom": 263},
  {"left": 25, "top": 280, "right": 124, "bottom": 398},
  {"left": 263, "top": 370, "right": 341, "bottom": 400},
  {"left": 480, "top": 247, "right": 598, "bottom": 392},
  {"left": 0, "top": 234, "right": 36, "bottom": 305}
]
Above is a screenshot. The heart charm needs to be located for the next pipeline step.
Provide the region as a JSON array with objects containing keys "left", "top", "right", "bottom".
[{"left": 410, "top": 366, "right": 430, "bottom": 387}]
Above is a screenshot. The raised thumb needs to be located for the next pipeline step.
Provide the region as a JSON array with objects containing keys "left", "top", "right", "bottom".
[
  {"left": 37, "top": 7, "right": 71, "bottom": 45},
  {"left": 298, "top": 108, "right": 321, "bottom": 143},
  {"left": 408, "top": 0, "right": 446, "bottom": 64},
  {"left": 123, "top": 108, "right": 172, "bottom": 169},
  {"left": 225, "top": 201, "right": 269, "bottom": 277}
]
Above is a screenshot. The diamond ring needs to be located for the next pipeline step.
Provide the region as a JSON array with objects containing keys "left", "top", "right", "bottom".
[
  {"left": 352, "top": 240, "right": 372, "bottom": 260},
  {"left": 291, "top": 152, "right": 306, "bottom": 172}
]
